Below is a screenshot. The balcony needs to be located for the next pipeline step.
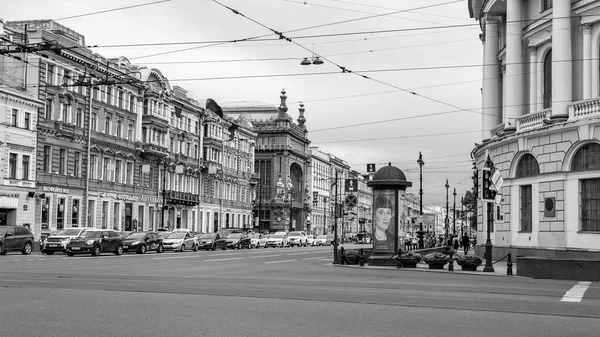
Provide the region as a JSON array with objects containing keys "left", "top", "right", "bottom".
[
  {"left": 516, "top": 108, "right": 552, "bottom": 133},
  {"left": 165, "top": 190, "right": 199, "bottom": 206},
  {"left": 568, "top": 98, "right": 600, "bottom": 121},
  {"left": 141, "top": 143, "right": 169, "bottom": 158},
  {"left": 37, "top": 173, "right": 85, "bottom": 188},
  {"left": 142, "top": 112, "right": 169, "bottom": 130}
]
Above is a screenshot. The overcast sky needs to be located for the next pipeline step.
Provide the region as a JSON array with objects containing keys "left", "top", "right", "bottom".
[{"left": 4, "top": 0, "right": 483, "bottom": 206}]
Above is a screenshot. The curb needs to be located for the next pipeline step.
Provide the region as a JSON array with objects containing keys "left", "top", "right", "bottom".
[{"left": 331, "top": 263, "right": 515, "bottom": 278}]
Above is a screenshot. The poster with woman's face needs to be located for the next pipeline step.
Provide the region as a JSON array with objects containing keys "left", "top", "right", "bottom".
[{"left": 372, "top": 190, "right": 396, "bottom": 253}]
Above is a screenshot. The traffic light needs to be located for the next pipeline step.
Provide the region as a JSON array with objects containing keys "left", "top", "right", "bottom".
[
  {"left": 482, "top": 167, "right": 496, "bottom": 201},
  {"left": 472, "top": 165, "right": 479, "bottom": 199}
]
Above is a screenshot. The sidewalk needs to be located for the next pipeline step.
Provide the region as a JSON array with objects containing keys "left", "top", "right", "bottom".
[{"left": 334, "top": 245, "right": 515, "bottom": 277}]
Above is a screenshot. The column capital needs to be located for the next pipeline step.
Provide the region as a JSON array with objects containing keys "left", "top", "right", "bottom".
[
  {"left": 579, "top": 23, "right": 592, "bottom": 34},
  {"left": 527, "top": 46, "right": 537, "bottom": 55}
]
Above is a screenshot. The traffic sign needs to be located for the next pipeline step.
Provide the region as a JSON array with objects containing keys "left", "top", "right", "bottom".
[
  {"left": 345, "top": 179, "right": 358, "bottom": 193},
  {"left": 492, "top": 170, "right": 503, "bottom": 190},
  {"left": 312, "top": 191, "right": 318, "bottom": 207},
  {"left": 344, "top": 194, "right": 358, "bottom": 208},
  {"left": 367, "top": 163, "right": 376, "bottom": 173}
]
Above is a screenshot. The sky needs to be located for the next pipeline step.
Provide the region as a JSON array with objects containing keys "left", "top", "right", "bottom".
[{"left": 3, "top": 0, "right": 483, "bottom": 206}]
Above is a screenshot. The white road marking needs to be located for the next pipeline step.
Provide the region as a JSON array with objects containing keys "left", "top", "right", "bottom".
[
  {"left": 251, "top": 255, "right": 282, "bottom": 259},
  {"left": 286, "top": 252, "right": 311, "bottom": 256},
  {"left": 204, "top": 257, "right": 245, "bottom": 262},
  {"left": 265, "top": 259, "right": 296, "bottom": 264},
  {"left": 302, "top": 256, "right": 329, "bottom": 260},
  {"left": 153, "top": 255, "right": 198, "bottom": 260},
  {"left": 561, "top": 282, "right": 592, "bottom": 303},
  {"left": 11, "top": 260, "right": 20, "bottom": 262},
  {"left": 208, "top": 252, "right": 242, "bottom": 257}
]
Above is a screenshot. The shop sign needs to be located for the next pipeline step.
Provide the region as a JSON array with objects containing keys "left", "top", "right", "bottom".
[
  {"left": 0, "top": 193, "right": 20, "bottom": 198},
  {"left": 89, "top": 191, "right": 159, "bottom": 203},
  {"left": 41, "top": 186, "right": 70, "bottom": 194}
]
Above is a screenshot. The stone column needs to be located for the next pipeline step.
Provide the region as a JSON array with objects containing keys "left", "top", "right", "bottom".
[
  {"left": 482, "top": 16, "right": 502, "bottom": 140},
  {"left": 552, "top": 0, "right": 573, "bottom": 118},
  {"left": 581, "top": 24, "right": 592, "bottom": 100},
  {"left": 504, "top": 0, "right": 524, "bottom": 131},
  {"left": 528, "top": 46, "right": 538, "bottom": 113}
]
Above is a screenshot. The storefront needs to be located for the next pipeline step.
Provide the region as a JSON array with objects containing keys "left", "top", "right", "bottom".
[
  {"left": 0, "top": 190, "right": 35, "bottom": 230},
  {"left": 36, "top": 185, "right": 83, "bottom": 239},
  {"left": 88, "top": 191, "right": 160, "bottom": 231}
]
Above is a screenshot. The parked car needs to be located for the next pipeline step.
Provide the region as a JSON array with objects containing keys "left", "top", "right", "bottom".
[
  {"left": 306, "top": 234, "right": 316, "bottom": 246},
  {"left": 215, "top": 233, "right": 251, "bottom": 249},
  {"left": 66, "top": 229, "right": 123, "bottom": 256},
  {"left": 316, "top": 235, "right": 330, "bottom": 246},
  {"left": 0, "top": 226, "right": 35, "bottom": 255},
  {"left": 266, "top": 232, "right": 290, "bottom": 248},
  {"left": 122, "top": 231, "right": 164, "bottom": 254},
  {"left": 197, "top": 233, "right": 220, "bottom": 251},
  {"left": 288, "top": 231, "right": 308, "bottom": 247},
  {"left": 162, "top": 232, "right": 198, "bottom": 252},
  {"left": 249, "top": 233, "right": 268, "bottom": 248},
  {"left": 39, "top": 230, "right": 59, "bottom": 252},
  {"left": 41, "top": 228, "right": 88, "bottom": 255}
]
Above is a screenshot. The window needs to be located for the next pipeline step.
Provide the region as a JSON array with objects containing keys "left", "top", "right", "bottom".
[
  {"left": 103, "top": 158, "right": 110, "bottom": 181},
  {"left": 43, "top": 146, "right": 52, "bottom": 173},
  {"left": 116, "top": 120, "right": 123, "bottom": 138},
  {"left": 126, "top": 162, "right": 132, "bottom": 184},
  {"left": 516, "top": 154, "right": 540, "bottom": 178},
  {"left": 63, "top": 70, "right": 70, "bottom": 86},
  {"left": 92, "top": 111, "right": 98, "bottom": 131},
  {"left": 129, "top": 94, "right": 135, "bottom": 111},
  {"left": 542, "top": 0, "right": 553, "bottom": 11},
  {"left": 581, "top": 179, "right": 600, "bottom": 231},
  {"left": 9, "top": 153, "right": 17, "bottom": 179},
  {"left": 59, "top": 149, "right": 67, "bottom": 175},
  {"left": 195, "top": 121, "right": 199, "bottom": 134},
  {"left": 572, "top": 143, "right": 600, "bottom": 171},
  {"left": 75, "top": 108, "right": 82, "bottom": 127},
  {"left": 115, "top": 160, "right": 122, "bottom": 183},
  {"left": 93, "top": 86, "right": 99, "bottom": 100},
  {"left": 57, "top": 198, "right": 65, "bottom": 229},
  {"left": 149, "top": 167, "right": 154, "bottom": 188},
  {"left": 102, "top": 201, "right": 109, "bottom": 229},
  {"left": 118, "top": 90, "right": 124, "bottom": 109},
  {"left": 105, "top": 116, "right": 112, "bottom": 135},
  {"left": 74, "top": 152, "right": 81, "bottom": 177},
  {"left": 87, "top": 200, "right": 95, "bottom": 228},
  {"left": 72, "top": 199, "right": 80, "bottom": 227},
  {"left": 11, "top": 109, "right": 18, "bottom": 127},
  {"left": 47, "top": 64, "right": 55, "bottom": 85},
  {"left": 107, "top": 86, "right": 112, "bottom": 105},
  {"left": 42, "top": 196, "right": 51, "bottom": 230},
  {"left": 543, "top": 50, "right": 552, "bottom": 109},
  {"left": 90, "top": 155, "right": 97, "bottom": 179},
  {"left": 62, "top": 102, "right": 69, "bottom": 123},
  {"left": 24, "top": 112, "right": 31, "bottom": 130},
  {"left": 45, "top": 99, "right": 53, "bottom": 119},
  {"left": 22, "top": 155, "right": 30, "bottom": 180},
  {"left": 127, "top": 123, "right": 134, "bottom": 141},
  {"left": 520, "top": 185, "right": 532, "bottom": 232}
]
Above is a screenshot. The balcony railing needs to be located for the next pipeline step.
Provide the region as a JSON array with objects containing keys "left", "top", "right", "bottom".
[
  {"left": 568, "top": 97, "right": 600, "bottom": 121},
  {"left": 516, "top": 108, "right": 551, "bottom": 132}
]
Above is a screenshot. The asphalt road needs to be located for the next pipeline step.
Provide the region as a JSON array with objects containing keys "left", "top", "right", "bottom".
[{"left": 0, "top": 245, "right": 599, "bottom": 337}]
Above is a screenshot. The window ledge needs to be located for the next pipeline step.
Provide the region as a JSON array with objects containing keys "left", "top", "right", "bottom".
[
  {"left": 577, "top": 231, "right": 600, "bottom": 234},
  {"left": 517, "top": 230, "right": 532, "bottom": 233}
]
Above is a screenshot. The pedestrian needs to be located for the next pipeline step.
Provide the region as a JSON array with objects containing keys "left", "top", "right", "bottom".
[
  {"left": 462, "top": 234, "right": 470, "bottom": 255},
  {"left": 452, "top": 235, "right": 459, "bottom": 250}
]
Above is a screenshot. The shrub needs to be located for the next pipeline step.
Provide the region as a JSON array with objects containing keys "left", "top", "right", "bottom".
[
  {"left": 400, "top": 251, "right": 422, "bottom": 262},
  {"left": 423, "top": 252, "right": 449, "bottom": 264},
  {"left": 456, "top": 255, "right": 482, "bottom": 266}
]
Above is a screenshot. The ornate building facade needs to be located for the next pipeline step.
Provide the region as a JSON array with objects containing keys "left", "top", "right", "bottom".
[{"left": 469, "top": 0, "right": 600, "bottom": 257}]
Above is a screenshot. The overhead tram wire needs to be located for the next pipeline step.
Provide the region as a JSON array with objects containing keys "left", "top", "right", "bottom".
[
  {"left": 54, "top": 0, "right": 172, "bottom": 21},
  {"left": 314, "top": 130, "right": 480, "bottom": 144},
  {"left": 211, "top": 0, "right": 483, "bottom": 118}
]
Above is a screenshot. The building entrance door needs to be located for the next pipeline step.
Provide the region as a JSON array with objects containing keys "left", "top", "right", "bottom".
[
  {"left": 0, "top": 210, "right": 7, "bottom": 226},
  {"left": 124, "top": 203, "right": 132, "bottom": 231}
]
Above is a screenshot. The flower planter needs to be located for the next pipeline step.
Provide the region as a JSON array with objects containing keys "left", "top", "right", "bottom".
[
  {"left": 398, "top": 259, "right": 419, "bottom": 268},
  {"left": 460, "top": 264, "right": 478, "bottom": 271},
  {"left": 456, "top": 256, "right": 482, "bottom": 271},
  {"left": 427, "top": 262, "right": 447, "bottom": 269}
]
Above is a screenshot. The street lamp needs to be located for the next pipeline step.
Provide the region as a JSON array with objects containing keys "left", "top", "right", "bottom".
[
  {"left": 445, "top": 179, "right": 449, "bottom": 246},
  {"left": 417, "top": 152, "right": 425, "bottom": 249},
  {"left": 323, "top": 196, "right": 328, "bottom": 235},
  {"left": 300, "top": 56, "right": 324, "bottom": 65},
  {"left": 461, "top": 197, "right": 464, "bottom": 237},
  {"left": 453, "top": 188, "right": 457, "bottom": 237},
  {"left": 257, "top": 182, "right": 263, "bottom": 232}
]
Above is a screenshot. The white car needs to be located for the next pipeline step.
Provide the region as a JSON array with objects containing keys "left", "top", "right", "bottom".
[
  {"left": 162, "top": 232, "right": 198, "bottom": 252},
  {"left": 249, "top": 234, "right": 268, "bottom": 248},
  {"left": 41, "top": 228, "right": 88, "bottom": 254},
  {"left": 306, "top": 235, "right": 316, "bottom": 246},
  {"left": 316, "top": 235, "right": 330, "bottom": 246},
  {"left": 266, "top": 233, "right": 290, "bottom": 248},
  {"left": 288, "top": 231, "right": 308, "bottom": 247}
]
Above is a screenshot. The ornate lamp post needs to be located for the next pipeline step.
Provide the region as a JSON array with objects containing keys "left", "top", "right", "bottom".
[
  {"left": 416, "top": 152, "right": 425, "bottom": 249},
  {"left": 323, "top": 196, "right": 327, "bottom": 235},
  {"left": 445, "top": 179, "right": 450, "bottom": 246},
  {"left": 286, "top": 176, "right": 294, "bottom": 232},
  {"left": 461, "top": 197, "right": 464, "bottom": 237},
  {"left": 453, "top": 188, "right": 457, "bottom": 237}
]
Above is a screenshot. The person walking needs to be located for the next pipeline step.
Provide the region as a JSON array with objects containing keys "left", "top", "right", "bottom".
[{"left": 462, "top": 234, "right": 470, "bottom": 255}]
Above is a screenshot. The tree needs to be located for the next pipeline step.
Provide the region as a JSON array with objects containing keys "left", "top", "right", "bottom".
[{"left": 463, "top": 190, "right": 477, "bottom": 233}]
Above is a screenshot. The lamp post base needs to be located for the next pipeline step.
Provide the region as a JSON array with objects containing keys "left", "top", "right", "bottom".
[
  {"left": 333, "top": 243, "right": 339, "bottom": 264},
  {"left": 483, "top": 239, "right": 495, "bottom": 272}
]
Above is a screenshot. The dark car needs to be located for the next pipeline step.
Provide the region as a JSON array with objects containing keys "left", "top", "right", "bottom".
[
  {"left": 216, "top": 232, "right": 251, "bottom": 250},
  {"left": 122, "top": 231, "right": 164, "bottom": 254},
  {"left": 0, "top": 226, "right": 35, "bottom": 255},
  {"left": 66, "top": 230, "right": 123, "bottom": 256},
  {"left": 197, "top": 233, "right": 220, "bottom": 251}
]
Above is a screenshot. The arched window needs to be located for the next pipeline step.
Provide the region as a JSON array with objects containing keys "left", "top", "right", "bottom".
[
  {"left": 516, "top": 154, "right": 540, "bottom": 178},
  {"left": 543, "top": 50, "right": 552, "bottom": 109},
  {"left": 572, "top": 143, "right": 600, "bottom": 171}
]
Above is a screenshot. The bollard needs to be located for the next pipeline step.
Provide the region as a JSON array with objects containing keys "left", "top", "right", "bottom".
[
  {"left": 507, "top": 253, "right": 513, "bottom": 275},
  {"left": 448, "top": 252, "right": 454, "bottom": 271},
  {"left": 359, "top": 249, "right": 365, "bottom": 267},
  {"left": 339, "top": 247, "right": 345, "bottom": 265}
]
